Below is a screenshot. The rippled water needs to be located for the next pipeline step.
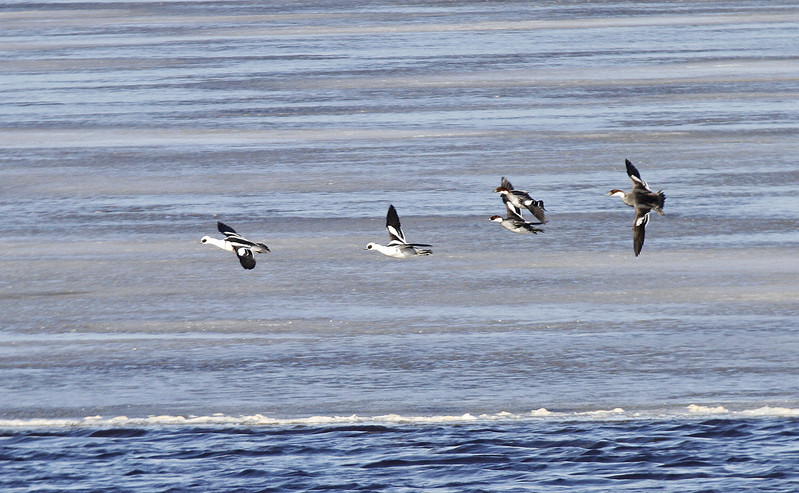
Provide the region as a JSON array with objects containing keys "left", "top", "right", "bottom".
[
  {"left": 1, "top": 0, "right": 799, "bottom": 490},
  {"left": 2, "top": 417, "right": 799, "bottom": 492}
]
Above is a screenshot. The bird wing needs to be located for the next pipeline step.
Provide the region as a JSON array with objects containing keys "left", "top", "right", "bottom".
[
  {"left": 626, "top": 159, "right": 650, "bottom": 191},
  {"left": 526, "top": 200, "right": 547, "bottom": 224},
  {"left": 229, "top": 238, "right": 269, "bottom": 253},
  {"left": 502, "top": 195, "right": 525, "bottom": 221},
  {"left": 501, "top": 176, "right": 514, "bottom": 190},
  {"left": 217, "top": 221, "right": 270, "bottom": 252},
  {"left": 235, "top": 248, "right": 257, "bottom": 269},
  {"left": 218, "top": 221, "right": 249, "bottom": 243},
  {"left": 386, "top": 205, "right": 407, "bottom": 244},
  {"left": 632, "top": 209, "right": 650, "bottom": 257},
  {"left": 217, "top": 221, "right": 239, "bottom": 237},
  {"left": 509, "top": 191, "right": 546, "bottom": 224}
]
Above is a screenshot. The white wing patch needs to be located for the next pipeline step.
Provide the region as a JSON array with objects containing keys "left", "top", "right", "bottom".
[
  {"left": 387, "top": 224, "right": 406, "bottom": 244},
  {"left": 630, "top": 173, "right": 650, "bottom": 190}
]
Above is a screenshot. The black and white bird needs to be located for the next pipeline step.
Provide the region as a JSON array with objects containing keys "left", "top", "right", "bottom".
[
  {"left": 490, "top": 196, "right": 544, "bottom": 234},
  {"left": 607, "top": 159, "right": 666, "bottom": 257},
  {"left": 365, "top": 205, "right": 432, "bottom": 258},
  {"left": 201, "top": 221, "right": 270, "bottom": 269},
  {"left": 494, "top": 177, "right": 547, "bottom": 224}
]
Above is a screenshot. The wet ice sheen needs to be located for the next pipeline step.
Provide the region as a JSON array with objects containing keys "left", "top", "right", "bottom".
[{"left": 0, "top": 1, "right": 798, "bottom": 490}]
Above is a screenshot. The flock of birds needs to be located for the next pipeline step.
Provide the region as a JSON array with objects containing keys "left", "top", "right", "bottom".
[{"left": 201, "top": 159, "right": 666, "bottom": 269}]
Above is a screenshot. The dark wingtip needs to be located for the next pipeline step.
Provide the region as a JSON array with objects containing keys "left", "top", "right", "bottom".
[
  {"left": 386, "top": 204, "right": 400, "bottom": 224},
  {"left": 625, "top": 159, "right": 643, "bottom": 180},
  {"left": 217, "top": 221, "right": 234, "bottom": 234}
]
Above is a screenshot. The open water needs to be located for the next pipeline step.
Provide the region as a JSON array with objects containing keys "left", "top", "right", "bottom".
[{"left": 1, "top": 0, "right": 798, "bottom": 491}]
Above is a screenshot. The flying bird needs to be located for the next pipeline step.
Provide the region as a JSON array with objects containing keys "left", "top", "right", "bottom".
[
  {"left": 490, "top": 196, "right": 544, "bottom": 234},
  {"left": 494, "top": 176, "right": 547, "bottom": 224},
  {"left": 365, "top": 205, "right": 432, "bottom": 258},
  {"left": 607, "top": 159, "right": 666, "bottom": 256},
  {"left": 201, "top": 221, "right": 270, "bottom": 269}
]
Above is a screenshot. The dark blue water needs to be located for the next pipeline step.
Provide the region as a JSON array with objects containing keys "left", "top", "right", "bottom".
[{"left": 2, "top": 418, "right": 798, "bottom": 492}]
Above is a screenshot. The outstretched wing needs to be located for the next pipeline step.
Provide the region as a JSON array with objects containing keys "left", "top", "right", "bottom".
[
  {"left": 501, "top": 176, "right": 514, "bottom": 191},
  {"left": 526, "top": 199, "right": 547, "bottom": 224},
  {"left": 217, "top": 221, "right": 239, "bottom": 237},
  {"left": 235, "top": 248, "right": 257, "bottom": 270},
  {"left": 502, "top": 195, "right": 525, "bottom": 221},
  {"left": 386, "top": 205, "right": 407, "bottom": 244},
  {"left": 625, "top": 159, "right": 650, "bottom": 191},
  {"left": 632, "top": 210, "right": 650, "bottom": 257},
  {"left": 217, "top": 221, "right": 270, "bottom": 253}
]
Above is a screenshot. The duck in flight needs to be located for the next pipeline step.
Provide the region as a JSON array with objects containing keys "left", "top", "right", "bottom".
[
  {"left": 490, "top": 195, "right": 544, "bottom": 234},
  {"left": 494, "top": 177, "right": 547, "bottom": 224},
  {"left": 201, "top": 221, "right": 270, "bottom": 269},
  {"left": 607, "top": 159, "right": 666, "bottom": 257},
  {"left": 365, "top": 205, "right": 432, "bottom": 258}
]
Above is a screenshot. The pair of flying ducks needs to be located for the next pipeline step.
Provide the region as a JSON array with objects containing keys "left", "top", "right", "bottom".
[
  {"left": 200, "top": 204, "right": 430, "bottom": 267},
  {"left": 202, "top": 159, "right": 665, "bottom": 268},
  {"left": 489, "top": 159, "right": 665, "bottom": 257},
  {"left": 199, "top": 202, "right": 430, "bottom": 269},
  {"left": 489, "top": 176, "right": 547, "bottom": 234}
]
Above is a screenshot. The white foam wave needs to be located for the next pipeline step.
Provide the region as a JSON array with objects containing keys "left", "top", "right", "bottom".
[
  {"left": 1, "top": 405, "right": 797, "bottom": 429},
  {"left": 739, "top": 406, "right": 799, "bottom": 417},
  {"left": 687, "top": 404, "right": 730, "bottom": 414}
]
